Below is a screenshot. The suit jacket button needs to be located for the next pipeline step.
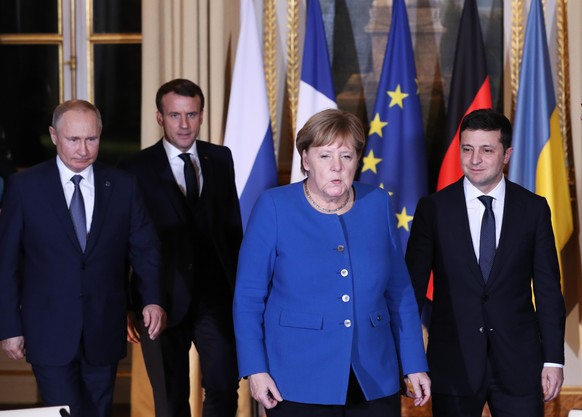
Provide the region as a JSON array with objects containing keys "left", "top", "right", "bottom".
[
  {"left": 341, "top": 294, "right": 350, "bottom": 302},
  {"left": 337, "top": 245, "right": 345, "bottom": 252},
  {"left": 376, "top": 315, "right": 382, "bottom": 321},
  {"left": 343, "top": 319, "right": 352, "bottom": 328},
  {"left": 479, "top": 326, "right": 484, "bottom": 333},
  {"left": 340, "top": 269, "right": 349, "bottom": 277}
]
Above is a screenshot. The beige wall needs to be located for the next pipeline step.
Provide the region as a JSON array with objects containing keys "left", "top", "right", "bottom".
[{"left": 564, "top": 0, "right": 582, "bottom": 388}]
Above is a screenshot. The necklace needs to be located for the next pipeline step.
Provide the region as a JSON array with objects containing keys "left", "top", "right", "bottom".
[{"left": 303, "top": 181, "right": 351, "bottom": 214}]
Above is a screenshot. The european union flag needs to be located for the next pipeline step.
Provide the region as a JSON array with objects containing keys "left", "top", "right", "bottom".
[{"left": 359, "top": 0, "right": 427, "bottom": 250}]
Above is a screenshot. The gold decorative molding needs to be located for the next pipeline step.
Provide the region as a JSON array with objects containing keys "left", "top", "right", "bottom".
[
  {"left": 89, "top": 34, "right": 142, "bottom": 44},
  {"left": 286, "top": 0, "right": 300, "bottom": 140},
  {"left": 0, "top": 34, "right": 63, "bottom": 44},
  {"left": 510, "top": 0, "right": 524, "bottom": 117},
  {"left": 555, "top": 0, "right": 571, "bottom": 166},
  {"left": 264, "top": 0, "right": 278, "bottom": 147},
  {"left": 70, "top": 0, "right": 77, "bottom": 98}
]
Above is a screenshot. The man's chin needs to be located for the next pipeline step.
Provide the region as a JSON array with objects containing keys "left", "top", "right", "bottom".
[{"left": 69, "top": 161, "right": 94, "bottom": 172}]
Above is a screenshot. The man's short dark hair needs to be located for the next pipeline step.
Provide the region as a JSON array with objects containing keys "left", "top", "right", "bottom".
[
  {"left": 460, "top": 109, "right": 512, "bottom": 151},
  {"left": 155, "top": 79, "right": 205, "bottom": 113}
]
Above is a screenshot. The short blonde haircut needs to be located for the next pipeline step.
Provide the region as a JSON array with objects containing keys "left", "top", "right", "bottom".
[{"left": 296, "top": 109, "right": 365, "bottom": 175}]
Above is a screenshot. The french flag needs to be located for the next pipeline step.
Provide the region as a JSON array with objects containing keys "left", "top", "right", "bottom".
[
  {"left": 224, "top": 0, "right": 278, "bottom": 230},
  {"left": 290, "top": 0, "right": 337, "bottom": 183}
]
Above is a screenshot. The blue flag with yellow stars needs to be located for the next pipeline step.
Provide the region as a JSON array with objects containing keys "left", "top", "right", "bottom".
[{"left": 359, "top": 0, "right": 427, "bottom": 251}]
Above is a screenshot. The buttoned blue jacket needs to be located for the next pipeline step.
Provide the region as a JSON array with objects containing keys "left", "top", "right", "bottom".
[{"left": 233, "top": 181, "right": 427, "bottom": 405}]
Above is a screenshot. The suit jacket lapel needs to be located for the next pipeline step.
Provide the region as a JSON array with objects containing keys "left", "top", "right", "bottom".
[
  {"left": 151, "top": 140, "right": 190, "bottom": 222},
  {"left": 450, "top": 179, "right": 485, "bottom": 286},
  {"left": 86, "top": 162, "right": 112, "bottom": 255},
  {"left": 487, "top": 179, "right": 520, "bottom": 285},
  {"left": 45, "top": 160, "right": 82, "bottom": 252},
  {"left": 196, "top": 141, "right": 215, "bottom": 222}
]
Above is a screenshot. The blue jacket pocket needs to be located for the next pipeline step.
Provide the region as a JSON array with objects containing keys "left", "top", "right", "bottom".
[
  {"left": 369, "top": 308, "right": 390, "bottom": 327},
  {"left": 279, "top": 310, "right": 323, "bottom": 330}
]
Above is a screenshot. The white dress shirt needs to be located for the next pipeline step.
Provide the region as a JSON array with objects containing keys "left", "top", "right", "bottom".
[
  {"left": 464, "top": 177, "right": 505, "bottom": 262},
  {"left": 163, "top": 139, "right": 203, "bottom": 196}
]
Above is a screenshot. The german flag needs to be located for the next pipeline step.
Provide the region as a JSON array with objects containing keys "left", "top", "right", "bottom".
[
  {"left": 436, "top": 0, "right": 492, "bottom": 191},
  {"left": 427, "top": 0, "right": 492, "bottom": 302}
]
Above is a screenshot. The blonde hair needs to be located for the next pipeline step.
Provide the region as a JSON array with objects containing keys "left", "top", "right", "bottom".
[{"left": 296, "top": 109, "right": 365, "bottom": 175}]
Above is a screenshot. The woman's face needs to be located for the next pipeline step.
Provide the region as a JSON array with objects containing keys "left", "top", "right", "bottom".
[{"left": 302, "top": 140, "right": 358, "bottom": 201}]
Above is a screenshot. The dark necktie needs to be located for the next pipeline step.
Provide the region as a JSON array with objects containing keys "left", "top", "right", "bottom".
[
  {"left": 478, "top": 195, "right": 496, "bottom": 281},
  {"left": 70, "top": 175, "right": 87, "bottom": 252},
  {"left": 178, "top": 153, "right": 199, "bottom": 203}
]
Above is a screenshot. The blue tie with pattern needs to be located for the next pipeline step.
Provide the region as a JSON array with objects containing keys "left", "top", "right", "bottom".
[
  {"left": 478, "top": 195, "right": 495, "bottom": 281},
  {"left": 70, "top": 175, "right": 87, "bottom": 252}
]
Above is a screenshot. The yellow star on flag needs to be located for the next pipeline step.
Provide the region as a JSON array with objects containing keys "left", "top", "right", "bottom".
[
  {"left": 387, "top": 84, "right": 409, "bottom": 108},
  {"left": 368, "top": 113, "right": 388, "bottom": 137},
  {"left": 361, "top": 149, "right": 382, "bottom": 174},
  {"left": 395, "top": 207, "right": 414, "bottom": 231}
]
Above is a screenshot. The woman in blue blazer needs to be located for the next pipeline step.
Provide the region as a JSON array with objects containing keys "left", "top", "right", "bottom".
[{"left": 233, "top": 109, "right": 430, "bottom": 417}]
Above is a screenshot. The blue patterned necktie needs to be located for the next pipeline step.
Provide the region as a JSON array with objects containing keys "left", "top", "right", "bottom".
[
  {"left": 70, "top": 175, "right": 87, "bottom": 252},
  {"left": 178, "top": 153, "right": 199, "bottom": 203},
  {"left": 478, "top": 195, "right": 495, "bottom": 282}
]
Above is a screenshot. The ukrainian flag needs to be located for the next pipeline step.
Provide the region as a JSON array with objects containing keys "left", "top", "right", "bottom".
[{"left": 508, "top": 0, "right": 573, "bottom": 277}]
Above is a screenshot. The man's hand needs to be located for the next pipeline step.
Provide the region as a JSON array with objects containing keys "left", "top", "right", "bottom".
[
  {"left": 404, "top": 372, "right": 431, "bottom": 407},
  {"left": 541, "top": 366, "right": 563, "bottom": 402},
  {"left": 142, "top": 304, "right": 167, "bottom": 340},
  {"left": 126, "top": 311, "right": 140, "bottom": 344},
  {"left": 248, "top": 372, "right": 283, "bottom": 409},
  {"left": 2, "top": 336, "right": 25, "bottom": 360}
]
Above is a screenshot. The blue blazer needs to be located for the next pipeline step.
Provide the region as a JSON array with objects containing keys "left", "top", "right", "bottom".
[
  {"left": 0, "top": 159, "right": 162, "bottom": 366},
  {"left": 233, "top": 182, "right": 428, "bottom": 405}
]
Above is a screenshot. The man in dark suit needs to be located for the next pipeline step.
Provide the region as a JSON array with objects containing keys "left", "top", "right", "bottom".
[
  {"left": 119, "top": 79, "right": 242, "bottom": 417},
  {"left": 406, "top": 109, "right": 565, "bottom": 417},
  {"left": 0, "top": 100, "right": 166, "bottom": 417}
]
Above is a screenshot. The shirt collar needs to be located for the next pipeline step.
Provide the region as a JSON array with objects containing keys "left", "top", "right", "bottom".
[
  {"left": 463, "top": 176, "right": 506, "bottom": 205},
  {"left": 55, "top": 156, "right": 94, "bottom": 186},
  {"left": 162, "top": 138, "right": 198, "bottom": 161}
]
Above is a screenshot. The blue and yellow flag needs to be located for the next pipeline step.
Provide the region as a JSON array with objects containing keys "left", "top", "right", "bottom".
[
  {"left": 508, "top": 0, "right": 573, "bottom": 275},
  {"left": 359, "top": 0, "right": 427, "bottom": 250}
]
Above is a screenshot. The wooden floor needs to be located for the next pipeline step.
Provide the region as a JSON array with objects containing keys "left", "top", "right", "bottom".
[
  {"left": 401, "top": 391, "right": 582, "bottom": 417},
  {"left": 2, "top": 394, "right": 581, "bottom": 417}
]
